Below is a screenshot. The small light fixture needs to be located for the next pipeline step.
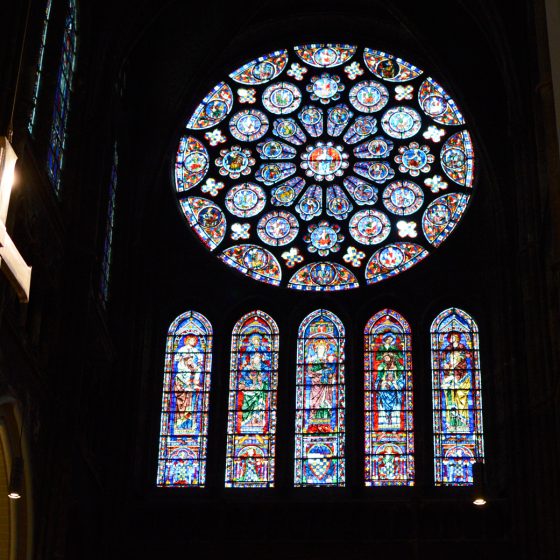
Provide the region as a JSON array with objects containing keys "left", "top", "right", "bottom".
[
  {"left": 8, "top": 457, "right": 23, "bottom": 500},
  {"left": 472, "top": 460, "right": 486, "bottom": 506}
]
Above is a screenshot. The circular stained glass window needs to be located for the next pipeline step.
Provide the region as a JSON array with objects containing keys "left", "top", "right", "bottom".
[{"left": 175, "top": 44, "right": 475, "bottom": 291}]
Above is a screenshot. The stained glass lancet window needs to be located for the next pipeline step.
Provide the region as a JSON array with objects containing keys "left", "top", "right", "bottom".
[
  {"left": 99, "top": 143, "right": 117, "bottom": 305},
  {"left": 431, "top": 308, "right": 484, "bottom": 485},
  {"left": 174, "top": 44, "right": 476, "bottom": 291},
  {"left": 295, "top": 309, "right": 345, "bottom": 486},
  {"left": 364, "top": 309, "right": 414, "bottom": 486},
  {"left": 225, "top": 311, "right": 279, "bottom": 487},
  {"left": 47, "top": 0, "right": 78, "bottom": 193},
  {"left": 157, "top": 311, "right": 212, "bottom": 487},
  {"left": 28, "top": 0, "right": 53, "bottom": 134}
]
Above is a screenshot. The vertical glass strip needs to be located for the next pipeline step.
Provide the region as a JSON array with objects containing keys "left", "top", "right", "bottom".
[
  {"left": 431, "top": 308, "right": 484, "bottom": 485},
  {"left": 364, "top": 309, "right": 414, "bottom": 486},
  {"left": 28, "top": 0, "right": 53, "bottom": 134},
  {"left": 294, "top": 309, "right": 345, "bottom": 486},
  {"left": 99, "top": 143, "right": 117, "bottom": 305},
  {"left": 225, "top": 311, "right": 279, "bottom": 487},
  {"left": 157, "top": 311, "right": 212, "bottom": 487},
  {"left": 47, "top": 0, "right": 78, "bottom": 193}
]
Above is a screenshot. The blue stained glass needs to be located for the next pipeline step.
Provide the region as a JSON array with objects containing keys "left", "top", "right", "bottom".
[
  {"left": 294, "top": 310, "right": 346, "bottom": 486},
  {"left": 28, "top": 0, "right": 53, "bottom": 134},
  {"left": 431, "top": 308, "right": 484, "bottom": 485},
  {"left": 364, "top": 310, "right": 414, "bottom": 486},
  {"left": 99, "top": 143, "right": 117, "bottom": 305},
  {"left": 226, "top": 311, "right": 279, "bottom": 487},
  {"left": 157, "top": 312, "right": 213, "bottom": 487},
  {"left": 327, "top": 104, "right": 353, "bottom": 137},
  {"left": 47, "top": 0, "right": 78, "bottom": 193},
  {"left": 174, "top": 45, "right": 476, "bottom": 291}
]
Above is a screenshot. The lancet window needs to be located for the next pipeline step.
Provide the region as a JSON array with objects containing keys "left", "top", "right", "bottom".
[
  {"left": 225, "top": 311, "right": 279, "bottom": 487},
  {"left": 157, "top": 311, "right": 213, "bottom": 487},
  {"left": 294, "top": 309, "right": 346, "bottom": 486},
  {"left": 431, "top": 308, "right": 484, "bottom": 485}
]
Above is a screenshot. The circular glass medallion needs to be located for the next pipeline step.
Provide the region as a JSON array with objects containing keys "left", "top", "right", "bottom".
[
  {"left": 310, "top": 262, "right": 336, "bottom": 285},
  {"left": 197, "top": 205, "right": 223, "bottom": 228},
  {"left": 300, "top": 106, "right": 322, "bottom": 126},
  {"left": 205, "top": 99, "right": 228, "bottom": 119},
  {"left": 381, "top": 106, "right": 422, "bottom": 139},
  {"left": 383, "top": 181, "right": 424, "bottom": 215},
  {"left": 421, "top": 94, "right": 447, "bottom": 118},
  {"left": 314, "top": 47, "right": 338, "bottom": 66},
  {"left": 300, "top": 141, "right": 349, "bottom": 181},
  {"left": 310, "top": 224, "right": 339, "bottom": 251},
  {"left": 262, "top": 82, "right": 302, "bottom": 114},
  {"left": 257, "top": 211, "right": 299, "bottom": 246},
  {"left": 349, "top": 81, "right": 389, "bottom": 112},
  {"left": 402, "top": 147, "right": 427, "bottom": 170},
  {"left": 425, "top": 202, "right": 452, "bottom": 226},
  {"left": 442, "top": 147, "right": 466, "bottom": 170},
  {"left": 349, "top": 209, "right": 391, "bottom": 244},
  {"left": 243, "top": 245, "right": 270, "bottom": 269},
  {"left": 229, "top": 110, "right": 269, "bottom": 141},
  {"left": 378, "top": 244, "right": 405, "bottom": 268},
  {"left": 225, "top": 183, "right": 266, "bottom": 217},
  {"left": 307, "top": 74, "right": 344, "bottom": 104}
]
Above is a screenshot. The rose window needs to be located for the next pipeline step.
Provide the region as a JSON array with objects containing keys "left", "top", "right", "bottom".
[{"left": 175, "top": 44, "right": 475, "bottom": 291}]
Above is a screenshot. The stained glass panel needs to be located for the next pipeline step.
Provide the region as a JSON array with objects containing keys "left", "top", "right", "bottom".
[
  {"left": 47, "top": 0, "right": 78, "bottom": 193},
  {"left": 294, "top": 309, "right": 345, "bottom": 486},
  {"left": 157, "top": 311, "right": 212, "bottom": 487},
  {"left": 28, "top": 0, "right": 53, "bottom": 134},
  {"left": 99, "top": 143, "right": 117, "bottom": 305},
  {"left": 364, "top": 310, "right": 414, "bottom": 486},
  {"left": 175, "top": 44, "right": 477, "bottom": 290},
  {"left": 225, "top": 311, "right": 279, "bottom": 487},
  {"left": 431, "top": 308, "right": 484, "bottom": 485}
]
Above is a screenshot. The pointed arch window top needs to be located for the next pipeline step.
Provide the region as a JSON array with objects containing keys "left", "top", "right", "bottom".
[
  {"left": 431, "top": 308, "right": 484, "bottom": 485},
  {"left": 174, "top": 44, "right": 476, "bottom": 291}
]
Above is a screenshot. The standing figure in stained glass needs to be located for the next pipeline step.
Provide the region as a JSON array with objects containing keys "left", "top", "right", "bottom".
[
  {"left": 237, "top": 333, "right": 271, "bottom": 433},
  {"left": 441, "top": 332, "right": 471, "bottom": 432},
  {"left": 173, "top": 334, "right": 204, "bottom": 432},
  {"left": 306, "top": 336, "right": 337, "bottom": 430},
  {"left": 375, "top": 350, "right": 404, "bottom": 429},
  {"left": 374, "top": 332, "right": 405, "bottom": 429}
]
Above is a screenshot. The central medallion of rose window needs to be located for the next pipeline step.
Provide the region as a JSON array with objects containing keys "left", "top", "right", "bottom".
[
  {"left": 174, "top": 44, "right": 476, "bottom": 291},
  {"left": 301, "top": 141, "right": 349, "bottom": 181}
]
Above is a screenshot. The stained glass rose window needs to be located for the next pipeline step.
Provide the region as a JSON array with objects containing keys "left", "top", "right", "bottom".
[{"left": 175, "top": 44, "right": 475, "bottom": 291}]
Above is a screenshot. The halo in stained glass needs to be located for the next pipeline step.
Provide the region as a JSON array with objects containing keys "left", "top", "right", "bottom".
[{"left": 174, "top": 44, "right": 477, "bottom": 290}]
